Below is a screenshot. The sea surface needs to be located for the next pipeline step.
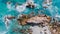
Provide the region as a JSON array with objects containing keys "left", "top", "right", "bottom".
[{"left": 0, "top": 0, "right": 60, "bottom": 34}]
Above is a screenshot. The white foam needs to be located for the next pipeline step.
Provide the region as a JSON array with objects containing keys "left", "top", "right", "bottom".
[
  {"left": 15, "top": 0, "right": 36, "bottom": 13},
  {"left": 43, "top": 0, "right": 52, "bottom": 8},
  {"left": 27, "top": 0, "right": 34, "bottom": 3},
  {"left": 30, "top": 25, "right": 51, "bottom": 34},
  {"left": 55, "top": 15, "right": 60, "bottom": 18},
  {"left": 4, "top": 15, "right": 12, "bottom": 29},
  {"left": 0, "top": 31, "right": 7, "bottom": 34},
  {"left": 55, "top": 6, "right": 60, "bottom": 18},
  {"left": 46, "top": 0, "right": 52, "bottom": 5},
  {"left": 30, "top": 26, "right": 40, "bottom": 34},
  {"left": 7, "top": 3, "right": 11, "bottom": 9},
  {"left": 7, "top": 2, "right": 15, "bottom": 11},
  {"left": 43, "top": 3, "right": 48, "bottom": 7},
  {"left": 46, "top": 0, "right": 50, "bottom": 4},
  {"left": 34, "top": 4, "right": 40, "bottom": 9},
  {"left": 16, "top": 4, "right": 26, "bottom": 12},
  {"left": 7, "top": 2, "right": 12, "bottom": 11},
  {"left": 47, "top": 5, "right": 54, "bottom": 14},
  {"left": 48, "top": 6, "right": 59, "bottom": 17},
  {"left": 43, "top": 26, "right": 51, "bottom": 34}
]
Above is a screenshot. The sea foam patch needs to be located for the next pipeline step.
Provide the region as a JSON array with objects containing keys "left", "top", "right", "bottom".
[{"left": 16, "top": 4, "right": 26, "bottom": 12}]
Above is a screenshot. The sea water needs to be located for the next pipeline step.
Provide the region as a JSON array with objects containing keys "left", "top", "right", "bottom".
[{"left": 0, "top": 0, "right": 60, "bottom": 34}]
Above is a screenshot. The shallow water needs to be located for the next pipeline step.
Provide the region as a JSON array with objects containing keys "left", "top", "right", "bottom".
[{"left": 0, "top": 0, "right": 60, "bottom": 34}]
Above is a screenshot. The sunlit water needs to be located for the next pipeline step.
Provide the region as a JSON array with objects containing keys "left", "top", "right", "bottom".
[{"left": 0, "top": 0, "right": 60, "bottom": 34}]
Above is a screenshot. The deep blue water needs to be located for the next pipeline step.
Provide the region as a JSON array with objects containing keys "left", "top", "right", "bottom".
[{"left": 0, "top": 0, "right": 60, "bottom": 34}]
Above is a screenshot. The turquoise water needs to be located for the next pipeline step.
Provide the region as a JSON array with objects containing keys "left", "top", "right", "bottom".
[{"left": 0, "top": 0, "right": 60, "bottom": 34}]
